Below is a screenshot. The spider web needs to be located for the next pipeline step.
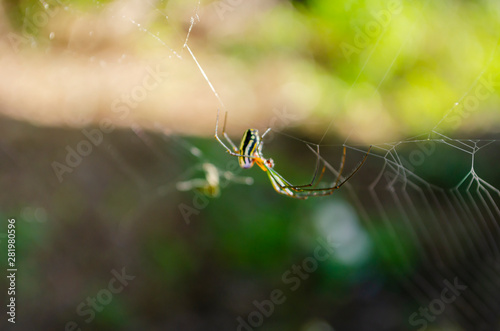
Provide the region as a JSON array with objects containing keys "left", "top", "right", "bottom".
[
  {"left": 114, "top": 2, "right": 500, "bottom": 329},
  {"left": 346, "top": 136, "right": 500, "bottom": 329},
  {"left": 308, "top": 6, "right": 500, "bottom": 330},
  {"left": 7, "top": 0, "right": 498, "bottom": 330}
]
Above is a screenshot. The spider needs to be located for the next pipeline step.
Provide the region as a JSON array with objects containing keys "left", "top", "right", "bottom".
[{"left": 214, "top": 109, "right": 371, "bottom": 199}]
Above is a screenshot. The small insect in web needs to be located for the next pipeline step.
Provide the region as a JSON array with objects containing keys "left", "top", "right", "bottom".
[
  {"left": 130, "top": 123, "right": 253, "bottom": 198},
  {"left": 214, "top": 109, "right": 372, "bottom": 199},
  {"left": 176, "top": 162, "right": 254, "bottom": 198}
]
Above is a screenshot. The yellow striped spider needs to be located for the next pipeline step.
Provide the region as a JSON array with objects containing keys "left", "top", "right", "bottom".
[{"left": 214, "top": 110, "right": 371, "bottom": 199}]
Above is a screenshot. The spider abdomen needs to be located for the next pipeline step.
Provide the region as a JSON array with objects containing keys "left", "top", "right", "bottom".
[{"left": 238, "top": 129, "right": 260, "bottom": 169}]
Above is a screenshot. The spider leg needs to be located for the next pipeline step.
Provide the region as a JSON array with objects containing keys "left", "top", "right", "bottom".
[
  {"left": 263, "top": 161, "right": 330, "bottom": 199},
  {"left": 266, "top": 167, "right": 308, "bottom": 199},
  {"left": 332, "top": 145, "right": 371, "bottom": 190},
  {"left": 267, "top": 164, "right": 295, "bottom": 187},
  {"left": 314, "top": 166, "right": 327, "bottom": 189},
  {"left": 215, "top": 110, "right": 260, "bottom": 161},
  {"left": 261, "top": 127, "right": 272, "bottom": 139},
  {"left": 280, "top": 145, "right": 326, "bottom": 191},
  {"left": 281, "top": 145, "right": 372, "bottom": 196},
  {"left": 215, "top": 109, "right": 243, "bottom": 157},
  {"left": 261, "top": 149, "right": 355, "bottom": 199},
  {"left": 303, "top": 144, "right": 323, "bottom": 188},
  {"left": 253, "top": 127, "right": 272, "bottom": 156},
  {"left": 303, "top": 147, "right": 329, "bottom": 189},
  {"left": 221, "top": 110, "right": 239, "bottom": 152},
  {"left": 334, "top": 145, "right": 347, "bottom": 187},
  {"left": 265, "top": 163, "right": 326, "bottom": 195},
  {"left": 257, "top": 160, "right": 298, "bottom": 192}
]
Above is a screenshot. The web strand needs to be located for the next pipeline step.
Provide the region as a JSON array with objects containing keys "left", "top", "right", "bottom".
[{"left": 116, "top": 3, "right": 500, "bottom": 327}]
